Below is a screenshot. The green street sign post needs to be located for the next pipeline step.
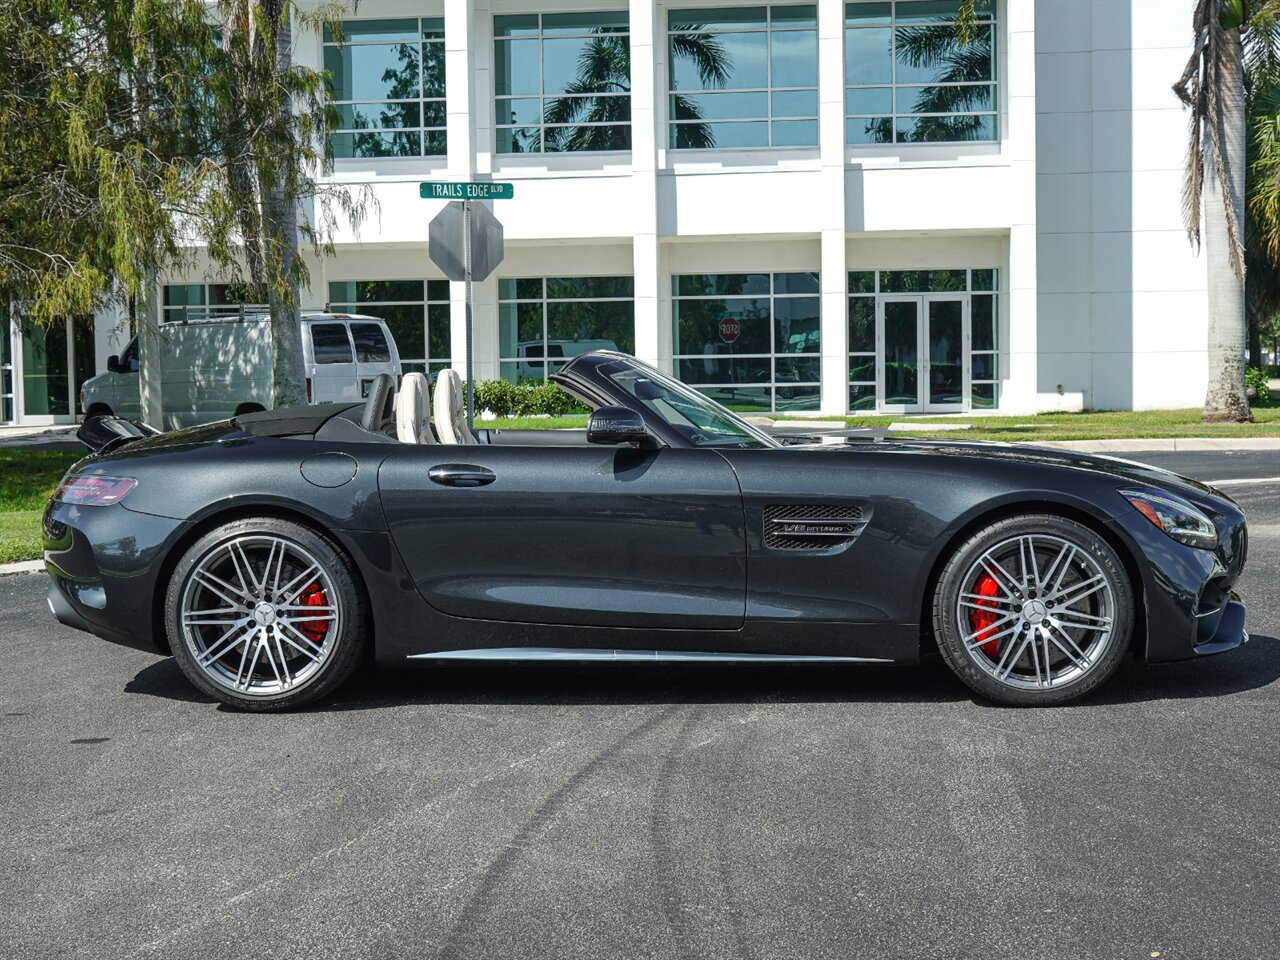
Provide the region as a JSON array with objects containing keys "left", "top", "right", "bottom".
[
  {"left": 422, "top": 183, "right": 512, "bottom": 430},
  {"left": 419, "top": 181, "right": 514, "bottom": 201}
]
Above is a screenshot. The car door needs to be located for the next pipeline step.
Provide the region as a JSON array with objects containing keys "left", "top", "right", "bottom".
[
  {"left": 349, "top": 321, "right": 398, "bottom": 398},
  {"left": 306, "top": 322, "right": 359, "bottom": 402},
  {"left": 378, "top": 444, "right": 747, "bottom": 631}
]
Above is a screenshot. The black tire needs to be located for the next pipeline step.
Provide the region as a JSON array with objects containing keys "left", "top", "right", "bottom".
[
  {"left": 86, "top": 404, "right": 113, "bottom": 417},
  {"left": 164, "top": 516, "right": 367, "bottom": 711},
  {"left": 234, "top": 402, "right": 266, "bottom": 417},
  {"left": 932, "top": 514, "right": 1134, "bottom": 706}
]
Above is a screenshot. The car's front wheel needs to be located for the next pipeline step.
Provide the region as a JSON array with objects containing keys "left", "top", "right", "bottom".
[
  {"left": 933, "top": 514, "right": 1134, "bottom": 706},
  {"left": 164, "top": 517, "right": 366, "bottom": 711}
]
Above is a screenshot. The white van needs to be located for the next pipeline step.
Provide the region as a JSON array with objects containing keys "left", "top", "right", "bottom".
[
  {"left": 514, "top": 338, "right": 618, "bottom": 381},
  {"left": 81, "top": 312, "right": 402, "bottom": 430}
]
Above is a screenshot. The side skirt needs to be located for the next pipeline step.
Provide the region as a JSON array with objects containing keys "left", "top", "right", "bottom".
[{"left": 408, "top": 647, "right": 894, "bottom": 663}]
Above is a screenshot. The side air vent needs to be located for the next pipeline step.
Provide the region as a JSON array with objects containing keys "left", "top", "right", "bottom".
[{"left": 763, "top": 504, "right": 866, "bottom": 551}]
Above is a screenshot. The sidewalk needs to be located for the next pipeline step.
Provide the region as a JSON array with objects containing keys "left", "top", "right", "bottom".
[{"left": 0, "top": 424, "right": 79, "bottom": 447}]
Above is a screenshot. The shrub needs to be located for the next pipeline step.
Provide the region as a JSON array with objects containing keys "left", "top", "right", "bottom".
[
  {"left": 462, "top": 379, "right": 588, "bottom": 417},
  {"left": 1245, "top": 366, "right": 1271, "bottom": 406}
]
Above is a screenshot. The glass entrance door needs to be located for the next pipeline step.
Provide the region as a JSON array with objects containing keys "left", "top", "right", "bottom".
[
  {"left": 877, "top": 295, "right": 969, "bottom": 413},
  {"left": 879, "top": 298, "right": 921, "bottom": 412},
  {"left": 924, "top": 296, "right": 966, "bottom": 412}
]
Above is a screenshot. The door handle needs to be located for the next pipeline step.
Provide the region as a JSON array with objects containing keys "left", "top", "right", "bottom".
[{"left": 428, "top": 464, "right": 496, "bottom": 487}]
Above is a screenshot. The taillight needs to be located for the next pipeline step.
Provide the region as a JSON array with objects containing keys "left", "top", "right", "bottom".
[
  {"left": 53, "top": 475, "right": 137, "bottom": 506},
  {"left": 305, "top": 377, "right": 313, "bottom": 402}
]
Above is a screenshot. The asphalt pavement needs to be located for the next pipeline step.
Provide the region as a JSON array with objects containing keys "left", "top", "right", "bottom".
[{"left": 1, "top": 450, "right": 1277, "bottom": 960}]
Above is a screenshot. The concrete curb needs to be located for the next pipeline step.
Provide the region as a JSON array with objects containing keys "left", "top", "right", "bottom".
[
  {"left": 0, "top": 560, "right": 44, "bottom": 577},
  {"left": 1034, "top": 438, "right": 1280, "bottom": 452}
]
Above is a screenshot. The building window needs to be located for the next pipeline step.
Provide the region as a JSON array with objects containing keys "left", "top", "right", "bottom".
[
  {"left": 494, "top": 12, "right": 631, "bottom": 153},
  {"left": 672, "top": 272, "right": 820, "bottom": 412},
  {"left": 323, "top": 18, "right": 446, "bottom": 159},
  {"left": 498, "top": 277, "right": 635, "bottom": 382},
  {"left": 161, "top": 283, "right": 264, "bottom": 323},
  {"left": 847, "top": 268, "right": 999, "bottom": 411},
  {"left": 668, "top": 6, "right": 819, "bottom": 150},
  {"left": 845, "top": 0, "right": 997, "bottom": 145},
  {"left": 969, "top": 268, "right": 999, "bottom": 408},
  {"left": 328, "top": 280, "right": 452, "bottom": 378}
]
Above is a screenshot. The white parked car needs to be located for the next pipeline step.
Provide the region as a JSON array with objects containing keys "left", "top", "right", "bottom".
[{"left": 81, "top": 312, "right": 402, "bottom": 430}]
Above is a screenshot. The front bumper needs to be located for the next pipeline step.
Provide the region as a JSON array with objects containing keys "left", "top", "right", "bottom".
[
  {"left": 43, "top": 498, "right": 189, "bottom": 654},
  {"left": 1108, "top": 504, "right": 1248, "bottom": 663}
]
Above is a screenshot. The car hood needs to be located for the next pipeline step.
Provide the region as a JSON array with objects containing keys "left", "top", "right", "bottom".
[{"left": 784, "top": 436, "right": 1236, "bottom": 507}]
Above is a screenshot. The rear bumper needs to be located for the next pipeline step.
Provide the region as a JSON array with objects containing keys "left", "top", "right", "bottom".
[{"left": 43, "top": 498, "right": 188, "bottom": 654}]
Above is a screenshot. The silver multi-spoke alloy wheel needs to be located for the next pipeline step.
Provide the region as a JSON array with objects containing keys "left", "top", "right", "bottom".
[
  {"left": 179, "top": 535, "right": 341, "bottom": 697},
  {"left": 934, "top": 514, "right": 1133, "bottom": 706},
  {"left": 955, "top": 533, "right": 1116, "bottom": 690}
]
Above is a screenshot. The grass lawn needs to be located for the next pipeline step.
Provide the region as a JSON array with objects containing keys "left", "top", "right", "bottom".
[
  {"left": 485, "top": 415, "right": 590, "bottom": 430},
  {"left": 0, "top": 449, "right": 82, "bottom": 564},
  {"left": 487, "top": 408, "right": 1280, "bottom": 441},
  {"left": 837, "top": 406, "right": 1280, "bottom": 441}
]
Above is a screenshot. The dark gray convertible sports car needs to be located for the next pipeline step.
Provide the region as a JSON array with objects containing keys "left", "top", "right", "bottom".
[{"left": 44, "top": 352, "right": 1249, "bottom": 711}]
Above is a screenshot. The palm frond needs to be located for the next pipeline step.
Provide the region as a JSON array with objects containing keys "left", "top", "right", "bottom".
[{"left": 1173, "top": 0, "right": 1247, "bottom": 280}]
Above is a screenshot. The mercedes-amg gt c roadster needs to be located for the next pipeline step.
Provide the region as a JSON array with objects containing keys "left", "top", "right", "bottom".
[{"left": 44, "top": 352, "right": 1249, "bottom": 711}]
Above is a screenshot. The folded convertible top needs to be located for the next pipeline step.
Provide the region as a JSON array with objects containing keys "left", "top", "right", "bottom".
[{"left": 234, "top": 402, "right": 362, "bottom": 437}]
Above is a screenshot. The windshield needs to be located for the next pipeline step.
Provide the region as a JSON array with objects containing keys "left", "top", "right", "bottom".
[{"left": 600, "top": 359, "right": 779, "bottom": 449}]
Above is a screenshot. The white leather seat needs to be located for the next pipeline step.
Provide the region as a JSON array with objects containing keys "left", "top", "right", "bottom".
[
  {"left": 433, "top": 369, "right": 477, "bottom": 445},
  {"left": 395, "top": 372, "right": 433, "bottom": 444}
]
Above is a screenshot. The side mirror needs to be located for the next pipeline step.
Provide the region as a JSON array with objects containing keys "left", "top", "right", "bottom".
[
  {"left": 587, "top": 406, "right": 650, "bottom": 446},
  {"left": 106, "top": 355, "right": 120, "bottom": 373}
]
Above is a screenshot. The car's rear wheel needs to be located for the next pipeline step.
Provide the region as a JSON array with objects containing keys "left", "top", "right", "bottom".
[
  {"left": 164, "top": 517, "right": 366, "bottom": 711},
  {"left": 933, "top": 514, "right": 1133, "bottom": 706}
]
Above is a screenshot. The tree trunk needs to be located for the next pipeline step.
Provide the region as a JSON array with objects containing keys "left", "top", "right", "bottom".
[
  {"left": 263, "top": 2, "right": 306, "bottom": 409},
  {"left": 1247, "top": 302, "right": 1262, "bottom": 373},
  {"left": 1202, "top": 27, "right": 1251, "bottom": 422}
]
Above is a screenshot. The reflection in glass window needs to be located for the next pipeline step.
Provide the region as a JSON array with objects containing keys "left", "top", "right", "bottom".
[
  {"left": 324, "top": 18, "right": 446, "bottom": 158},
  {"left": 498, "top": 277, "right": 635, "bottom": 382},
  {"left": 672, "top": 272, "right": 820, "bottom": 412},
  {"left": 328, "top": 279, "right": 452, "bottom": 379},
  {"left": 668, "top": 6, "right": 819, "bottom": 150},
  {"left": 845, "top": 0, "right": 997, "bottom": 145},
  {"left": 495, "top": 12, "right": 631, "bottom": 153}
]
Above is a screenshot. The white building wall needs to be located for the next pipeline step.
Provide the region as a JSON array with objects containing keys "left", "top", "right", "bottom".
[
  {"left": 26, "top": 0, "right": 1201, "bottom": 427},
  {"left": 1035, "top": 0, "right": 1208, "bottom": 411}
]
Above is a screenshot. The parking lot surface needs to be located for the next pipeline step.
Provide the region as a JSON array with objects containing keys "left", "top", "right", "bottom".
[{"left": 2, "top": 451, "right": 1277, "bottom": 960}]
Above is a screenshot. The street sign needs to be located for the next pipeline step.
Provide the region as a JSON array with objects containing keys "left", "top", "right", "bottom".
[
  {"left": 425, "top": 197, "right": 508, "bottom": 433},
  {"left": 718, "top": 317, "right": 741, "bottom": 344},
  {"left": 420, "top": 181, "right": 514, "bottom": 201},
  {"left": 428, "top": 201, "right": 504, "bottom": 282}
]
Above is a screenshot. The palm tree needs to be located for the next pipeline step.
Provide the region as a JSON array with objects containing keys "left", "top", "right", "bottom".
[
  {"left": 1172, "top": 0, "right": 1274, "bottom": 422},
  {"left": 1245, "top": 6, "right": 1280, "bottom": 366},
  {"left": 537, "top": 26, "right": 729, "bottom": 152}
]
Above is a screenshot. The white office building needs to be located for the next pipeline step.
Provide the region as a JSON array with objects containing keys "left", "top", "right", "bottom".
[{"left": 1, "top": 0, "right": 1208, "bottom": 424}]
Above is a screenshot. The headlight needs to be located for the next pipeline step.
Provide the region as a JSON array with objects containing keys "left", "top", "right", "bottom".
[{"left": 1120, "top": 488, "right": 1218, "bottom": 550}]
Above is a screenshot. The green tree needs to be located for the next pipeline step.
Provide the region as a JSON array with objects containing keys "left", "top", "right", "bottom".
[
  {"left": 0, "top": 0, "right": 364, "bottom": 415},
  {"left": 1245, "top": 3, "right": 1280, "bottom": 366}
]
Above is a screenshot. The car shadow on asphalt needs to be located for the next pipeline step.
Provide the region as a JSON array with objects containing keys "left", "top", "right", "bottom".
[{"left": 123, "top": 634, "right": 1280, "bottom": 711}]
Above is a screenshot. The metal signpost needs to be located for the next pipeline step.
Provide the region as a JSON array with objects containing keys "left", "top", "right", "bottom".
[{"left": 423, "top": 182, "right": 513, "bottom": 430}]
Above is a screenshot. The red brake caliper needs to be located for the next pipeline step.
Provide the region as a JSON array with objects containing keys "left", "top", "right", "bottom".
[
  {"left": 969, "top": 572, "right": 1002, "bottom": 658},
  {"left": 298, "top": 583, "right": 329, "bottom": 646}
]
